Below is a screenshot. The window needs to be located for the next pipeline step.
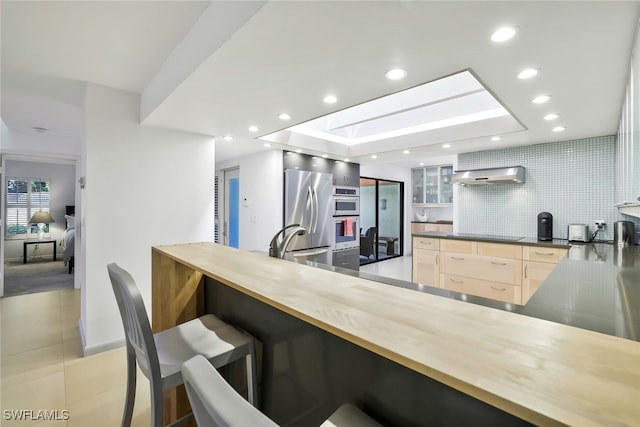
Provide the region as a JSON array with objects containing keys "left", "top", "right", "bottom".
[{"left": 6, "top": 178, "right": 52, "bottom": 237}]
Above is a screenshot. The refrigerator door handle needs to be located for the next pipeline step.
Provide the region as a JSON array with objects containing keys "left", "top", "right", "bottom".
[
  {"left": 312, "top": 187, "right": 319, "bottom": 233},
  {"left": 307, "top": 186, "right": 314, "bottom": 232}
]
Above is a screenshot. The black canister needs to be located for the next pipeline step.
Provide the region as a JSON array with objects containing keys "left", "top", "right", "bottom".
[{"left": 538, "top": 212, "right": 553, "bottom": 241}]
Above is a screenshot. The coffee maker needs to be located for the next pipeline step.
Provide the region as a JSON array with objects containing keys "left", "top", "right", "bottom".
[{"left": 538, "top": 212, "right": 553, "bottom": 241}]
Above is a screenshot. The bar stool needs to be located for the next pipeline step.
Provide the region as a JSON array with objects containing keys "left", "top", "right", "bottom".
[
  {"left": 107, "top": 263, "right": 258, "bottom": 426},
  {"left": 182, "top": 354, "right": 383, "bottom": 426}
]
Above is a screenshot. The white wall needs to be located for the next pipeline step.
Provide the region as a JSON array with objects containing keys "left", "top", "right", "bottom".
[
  {"left": 82, "top": 83, "right": 216, "bottom": 355},
  {"left": 4, "top": 159, "right": 75, "bottom": 261},
  {"left": 217, "top": 149, "right": 283, "bottom": 251}
]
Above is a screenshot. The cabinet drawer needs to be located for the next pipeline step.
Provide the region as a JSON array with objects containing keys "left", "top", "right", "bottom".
[
  {"left": 442, "top": 274, "right": 522, "bottom": 304},
  {"left": 413, "top": 237, "right": 439, "bottom": 250},
  {"left": 438, "top": 224, "right": 453, "bottom": 232},
  {"left": 439, "top": 239, "right": 474, "bottom": 254},
  {"left": 412, "top": 248, "right": 439, "bottom": 287},
  {"left": 442, "top": 254, "right": 522, "bottom": 285},
  {"left": 477, "top": 242, "right": 522, "bottom": 259},
  {"left": 523, "top": 246, "right": 568, "bottom": 263}
]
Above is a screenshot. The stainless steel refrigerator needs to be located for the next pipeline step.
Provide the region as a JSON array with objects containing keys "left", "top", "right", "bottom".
[{"left": 284, "top": 169, "right": 333, "bottom": 265}]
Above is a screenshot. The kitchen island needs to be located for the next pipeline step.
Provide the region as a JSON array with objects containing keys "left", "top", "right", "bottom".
[{"left": 152, "top": 242, "right": 639, "bottom": 426}]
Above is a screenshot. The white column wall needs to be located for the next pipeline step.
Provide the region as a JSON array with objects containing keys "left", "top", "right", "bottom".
[{"left": 82, "top": 83, "right": 215, "bottom": 355}]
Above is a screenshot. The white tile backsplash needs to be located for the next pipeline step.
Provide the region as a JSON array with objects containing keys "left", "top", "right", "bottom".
[{"left": 457, "top": 135, "right": 640, "bottom": 241}]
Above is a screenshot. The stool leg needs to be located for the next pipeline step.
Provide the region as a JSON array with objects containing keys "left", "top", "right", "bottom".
[
  {"left": 246, "top": 341, "right": 259, "bottom": 408},
  {"left": 122, "top": 347, "right": 137, "bottom": 427}
]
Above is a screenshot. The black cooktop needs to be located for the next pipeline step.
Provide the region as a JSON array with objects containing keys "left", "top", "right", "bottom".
[{"left": 445, "top": 233, "right": 524, "bottom": 242}]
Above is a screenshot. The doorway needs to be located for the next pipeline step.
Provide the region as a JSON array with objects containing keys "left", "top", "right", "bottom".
[
  {"left": 359, "top": 177, "right": 403, "bottom": 266},
  {"left": 224, "top": 168, "right": 240, "bottom": 248},
  {"left": 1, "top": 155, "right": 77, "bottom": 297}
]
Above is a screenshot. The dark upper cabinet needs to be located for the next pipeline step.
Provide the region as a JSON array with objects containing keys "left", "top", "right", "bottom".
[
  {"left": 332, "top": 160, "right": 360, "bottom": 187},
  {"left": 282, "top": 152, "right": 332, "bottom": 174},
  {"left": 283, "top": 152, "right": 360, "bottom": 187}
]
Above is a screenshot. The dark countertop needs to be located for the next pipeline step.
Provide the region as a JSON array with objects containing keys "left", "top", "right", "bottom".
[
  {"left": 411, "top": 220, "right": 453, "bottom": 224},
  {"left": 301, "top": 233, "right": 640, "bottom": 342}
]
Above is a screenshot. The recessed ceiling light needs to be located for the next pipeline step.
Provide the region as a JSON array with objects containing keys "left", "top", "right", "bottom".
[
  {"left": 517, "top": 68, "right": 539, "bottom": 79},
  {"left": 442, "top": 143, "right": 451, "bottom": 148},
  {"left": 223, "top": 135, "right": 232, "bottom": 141},
  {"left": 279, "top": 113, "right": 291, "bottom": 121},
  {"left": 403, "top": 150, "right": 410, "bottom": 154},
  {"left": 544, "top": 113, "right": 559, "bottom": 121},
  {"left": 491, "top": 136, "right": 501, "bottom": 141},
  {"left": 248, "top": 125, "right": 259, "bottom": 132},
  {"left": 263, "top": 143, "right": 271, "bottom": 147},
  {"left": 296, "top": 149, "right": 302, "bottom": 153},
  {"left": 491, "top": 26, "right": 517, "bottom": 42},
  {"left": 552, "top": 126, "right": 566, "bottom": 132},
  {"left": 371, "top": 155, "right": 377, "bottom": 159},
  {"left": 532, "top": 95, "right": 551, "bottom": 104},
  {"left": 385, "top": 68, "right": 407, "bottom": 80},
  {"left": 322, "top": 154, "right": 328, "bottom": 158},
  {"left": 323, "top": 95, "right": 337, "bottom": 104},
  {"left": 344, "top": 158, "right": 350, "bottom": 162},
  {"left": 419, "top": 162, "right": 425, "bottom": 166}
]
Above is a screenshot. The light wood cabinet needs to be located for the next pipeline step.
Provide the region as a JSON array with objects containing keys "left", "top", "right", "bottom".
[
  {"left": 442, "top": 274, "right": 522, "bottom": 305},
  {"left": 412, "top": 237, "right": 566, "bottom": 305},
  {"left": 412, "top": 247, "right": 440, "bottom": 287},
  {"left": 411, "top": 222, "right": 453, "bottom": 233},
  {"left": 412, "top": 237, "right": 440, "bottom": 286},
  {"left": 441, "top": 254, "right": 522, "bottom": 286},
  {"left": 440, "top": 239, "right": 474, "bottom": 255},
  {"left": 521, "top": 246, "right": 568, "bottom": 303}
]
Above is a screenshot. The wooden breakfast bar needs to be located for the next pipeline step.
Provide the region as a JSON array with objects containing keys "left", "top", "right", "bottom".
[{"left": 152, "top": 242, "right": 640, "bottom": 426}]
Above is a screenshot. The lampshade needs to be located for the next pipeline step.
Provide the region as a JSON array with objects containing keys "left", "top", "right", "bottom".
[{"left": 28, "top": 211, "right": 55, "bottom": 224}]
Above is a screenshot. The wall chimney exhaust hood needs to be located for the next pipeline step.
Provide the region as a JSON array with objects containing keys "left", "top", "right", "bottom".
[{"left": 452, "top": 166, "right": 525, "bottom": 185}]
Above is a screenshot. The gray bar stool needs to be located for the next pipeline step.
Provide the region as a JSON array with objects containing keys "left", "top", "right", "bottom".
[
  {"left": 107, "top": 263, "right": 258, "bottom": 426},
  {"left": 182, "top": 354, "right": 383, "bottom": 427}
]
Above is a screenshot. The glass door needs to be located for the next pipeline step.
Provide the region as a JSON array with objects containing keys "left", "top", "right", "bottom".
[
  {"left": 439, "top": 165, "right": 453, "bottom": 204},
  {"left": 359, "top": 177, "right": 403, "bottom": 265},
  {"left": 424, "top": 166, "right": 438, "bottom": 204}
]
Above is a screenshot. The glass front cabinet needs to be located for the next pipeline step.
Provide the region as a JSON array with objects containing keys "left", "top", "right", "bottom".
[{"left": 411, "top": 165, "right": 453, "bottom": 206}]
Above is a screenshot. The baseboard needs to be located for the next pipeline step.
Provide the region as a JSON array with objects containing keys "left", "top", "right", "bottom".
[{"left": 78, "top": 314, "right": 125, "bottom": 356}]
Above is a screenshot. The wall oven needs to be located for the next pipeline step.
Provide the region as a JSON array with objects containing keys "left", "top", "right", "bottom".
[
  {"left": 332, "top": 216, "right": 360, "bottom": 250},
  {"left": 333, "top": 186, "right": 360, "bottom": 216}
]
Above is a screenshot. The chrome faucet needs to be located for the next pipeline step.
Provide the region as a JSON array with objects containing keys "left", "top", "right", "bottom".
[{"left": 269, "top": 224, "right": 307, "bottom": 258}]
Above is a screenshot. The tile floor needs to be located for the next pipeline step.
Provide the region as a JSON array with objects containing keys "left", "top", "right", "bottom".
[
  {"left": 0, "top": 255, "right": 414, "bottom": 426},
  {"left": 359, "top": 255, "right": 412, "bottom": 282},
  {"left": 1, "top": 289, "right": 150, "bottom": 426}
]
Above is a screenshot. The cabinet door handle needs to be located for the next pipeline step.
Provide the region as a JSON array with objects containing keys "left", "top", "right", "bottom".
[
  {"left": 451, "top": 256, "right": 465, "bottom": 260},
  {"left": 490, "top": 261, "right": 508, "bottom": 266},
  {"left": 490, "top": 286, "right": 507, "bottom": 291},
  {"left": 421, "top": 240, "right": 431, "bottom": 245},
  {"left": 451, "top": 278, "right": 464, "bottom": 283},
  {"left": 534, "top": 251, "right": 554, "bottom": 256},
  {"left": 524, "top": 263, "right": 528, "bottom": 279},
  {"left": 436, "top": 254, "right": 439, "bottom": 266}
]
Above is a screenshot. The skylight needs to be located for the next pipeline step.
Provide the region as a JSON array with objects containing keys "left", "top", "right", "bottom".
[{"left": 260, "top": 70, "right": 515, "bottom": 147}]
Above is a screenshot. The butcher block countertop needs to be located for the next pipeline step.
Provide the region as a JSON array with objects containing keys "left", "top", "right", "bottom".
[{"left": 152, "top": 242, "right": 640, "bottom": 427}]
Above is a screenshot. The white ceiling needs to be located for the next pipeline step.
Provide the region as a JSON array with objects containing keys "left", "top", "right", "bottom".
[{"left": 2, "top": 1, "right": 639, "bottom": 167}]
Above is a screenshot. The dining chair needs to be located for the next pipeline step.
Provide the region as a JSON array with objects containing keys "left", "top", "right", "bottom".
[
  {"left": 182, "top": 354, "right": 383, "bottom": 427},
  {"left": 107, "top": 263, "right": 258, "bottom": 427}
]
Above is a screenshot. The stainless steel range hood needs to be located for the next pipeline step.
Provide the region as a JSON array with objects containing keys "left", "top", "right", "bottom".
[{"left": 452, "top": 166, "right": 525, "bottom": 185}]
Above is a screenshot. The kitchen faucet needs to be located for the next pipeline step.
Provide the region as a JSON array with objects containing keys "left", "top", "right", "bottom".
[{"left": 269, "top": 224, "right": 307, "bottom": 258}]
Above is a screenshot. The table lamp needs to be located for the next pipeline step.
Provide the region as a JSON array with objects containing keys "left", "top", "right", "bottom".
[{"left": 28, "top": 211, "right": 54, "bottom": 239}]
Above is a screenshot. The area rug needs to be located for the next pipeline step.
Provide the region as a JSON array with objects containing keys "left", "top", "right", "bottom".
[{"left": 3, "top": 260, "right": 74, "bottom": 297}]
